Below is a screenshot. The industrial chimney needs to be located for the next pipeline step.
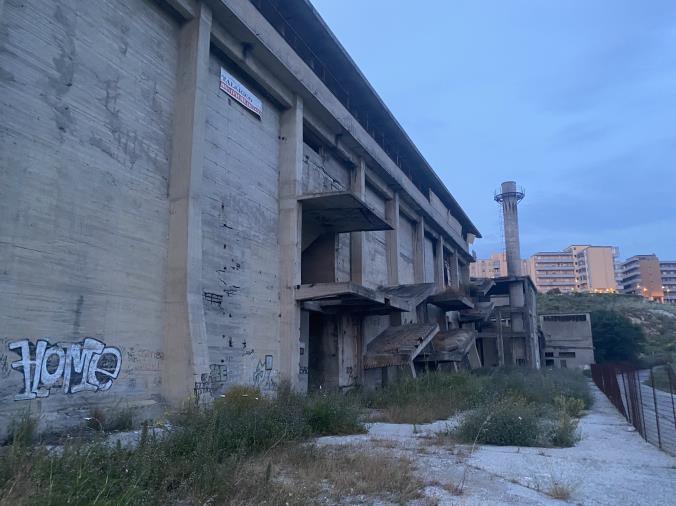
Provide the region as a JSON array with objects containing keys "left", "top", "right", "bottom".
[{"left": 494, "top": 181, "right": 525, "bottom": 276}]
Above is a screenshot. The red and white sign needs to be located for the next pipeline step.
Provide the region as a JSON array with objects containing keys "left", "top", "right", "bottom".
[{"left": 219, "top": 68, "right": 262, "bottom": 117}]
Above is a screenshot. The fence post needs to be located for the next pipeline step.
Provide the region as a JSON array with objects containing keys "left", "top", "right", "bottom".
[
  {"left": 650, "top": 367, "right": 662, "bottom": 449},
  {"left": 620, "top": 370, "right": 630, "bottom": 423},
  {"left": 668, "top": 366, "right": 676, "bottom": 432},
  {"left": 635, "top": 369, "right": 647, "bottom": 441}
]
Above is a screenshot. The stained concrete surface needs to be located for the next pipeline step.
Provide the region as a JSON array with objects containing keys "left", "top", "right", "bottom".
[{"left": 317, "top": 385, "right": 676, "bottom": 505}]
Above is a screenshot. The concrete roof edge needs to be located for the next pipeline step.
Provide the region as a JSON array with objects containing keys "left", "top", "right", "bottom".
[{"left": 290, "top": 0, "right": 481, "bottom": 238}]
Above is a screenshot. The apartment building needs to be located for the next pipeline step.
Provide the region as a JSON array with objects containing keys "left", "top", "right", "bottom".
[
  {"left": 575, "top": 246, "right": 619, "bottom": 292},
  {"left": 528, "top": 245, "right": 618, "bottom": 293},
  {"left": 620, "top": 255, "right": 664, "bottom": 302},
  {"left": 528, "top": 251, "right": 576, "bottom": 293},
  {"left": 470, "top": 251, "right": 529, "bottom": 279},
  {"left": 659, "top": 260, "right": 676, "bottom": 304}
]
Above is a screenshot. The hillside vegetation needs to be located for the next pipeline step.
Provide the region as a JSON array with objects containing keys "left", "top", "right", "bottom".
[{"left": 538, "top": 293, "right": 676, "bottom": 359}]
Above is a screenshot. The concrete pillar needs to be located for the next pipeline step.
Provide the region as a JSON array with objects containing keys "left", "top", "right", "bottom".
[
  {"left": 414, "top": 215, "right": 425, "bottom": 283},
  {"left": 278, "top": 95, "right": 304, "bottom": 389},
  {"left": 497, "top": 309, "right": 505, "bottom": 367},
  {"left": 386, "top": 193, "right": 400, "bottom": 286},
  {"left": 448, "top": 248, "right": 460, "bottom": 290},
  {"left": 163, "top": 3, "right": 212, "bottom": 407},
  {"left": 459, "top": 259, "right": 470, "bottom": 286},
  {"left": 350, "top": 159, "right": 366, "bottom": 285},
  {"left": 497, "top": 181, "right": 523, "bottom": 276},
  {"left": 435, "top": 237, "right": 445, "bottom": 289}
]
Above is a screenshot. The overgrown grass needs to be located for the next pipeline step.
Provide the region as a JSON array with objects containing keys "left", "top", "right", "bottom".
[
  {"left": 361, "top": 367, "right": 591, "bottom": 426},
  {"left": 362, "top": 368, "right": 590, "bottom": 447},
  {"left": 359, "top": 371, "right": 490, "bottom": 423},
  {"left": 452, "top": 369, "right": 589, "bottom": 447},
  {"left": 0, "top": 384, "right": 365, "bottom": 505},
  {"left": 0, "top": 368, "right": 592, "bottom": 503},
  {"left": 6, "top": 411, "right": 37, "bottom": 447}
]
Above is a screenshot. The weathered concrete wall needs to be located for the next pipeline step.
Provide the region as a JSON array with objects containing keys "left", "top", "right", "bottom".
[
  {"left": 302, "top": 144, "right": 349, "bottom": 194},
  {"left": 201, "top": 53, "right": 282, "bottom": 395},
  {"left": 363, "top": 185, "right": 388, "bottom": 289},
  {"left": 0, "top": 0, "right": 178, "bottom": 437}
]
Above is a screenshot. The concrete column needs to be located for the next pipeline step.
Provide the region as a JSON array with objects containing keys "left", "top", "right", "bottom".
[
  {"left": 448, "top": 248, "right": 460, "bottom": 290},
  {"left": 459, "top": 259, "right": 470, "bottom": 286},
  {"left": 278, "top": 95, "right": 304, "bottom": 389},
  {"left": 386, "top": 193, "right": 400, "bottom": 286},
  {"left": 497, "top": 309, "right": 505, "bottom": 366},
  {"left": 414, "top": 215, "right": 425, "bottom": 283},
  {"left": 435, "top": 237, "right": 445, "bottom": 289},
  {"left": 163, "top": 3, "right": 212, "bottom": 407},
  {"left": 350, "top": 159, "right": 366, "bottom": 285}
]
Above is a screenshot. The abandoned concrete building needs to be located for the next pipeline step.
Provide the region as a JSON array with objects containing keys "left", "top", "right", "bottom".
[
  {"left": 540, "top": 313, "right": 595, "bottom": 369},
  {"left": 0, "top": 0, "right": 520, "bottom": 435}
]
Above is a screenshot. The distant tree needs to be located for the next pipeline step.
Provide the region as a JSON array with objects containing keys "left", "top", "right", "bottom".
[
  {"left": 590, "top": 310, "right": 644, "bottom": 364},
  {"left": 546, "top": 288, "right": 562, "bottom": 295}
]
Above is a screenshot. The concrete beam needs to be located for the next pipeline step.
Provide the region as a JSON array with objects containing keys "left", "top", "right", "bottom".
[
  {"left": 164, "top": 2, "right": 212, "bottom": 407},
  {"left": 365, "top": 168, "right": 394, "bottom": 200},
  {"left": 386, "top": 193, "right": 400, "bottom": 286},
  {"left": 278, "top": 95, "right": 304, "bottom": 389},
  {"left": 164, "top": 0, "right": 198, "bottom": 20},
  {"left": 350, "top": 159, "right": 366, "bottom": 285}
]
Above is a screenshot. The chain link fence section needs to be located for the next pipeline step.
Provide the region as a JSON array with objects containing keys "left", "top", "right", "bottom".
[{"left": 592, "top": 363, "right": 676, "bottom": 456}]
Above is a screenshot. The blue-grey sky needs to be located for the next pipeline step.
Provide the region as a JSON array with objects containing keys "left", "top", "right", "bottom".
[{"left": 311, "top": 0, "right": 676, "bottom": 260}]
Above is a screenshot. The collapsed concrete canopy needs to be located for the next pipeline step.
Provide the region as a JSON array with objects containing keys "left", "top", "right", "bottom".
[
  {"left": 364, "top": 323, "right": 440, "bottom": 372},
  {"left": 458, "top": 301, "right": 495, "bottom": 323},
  {"left": 427, "top": 287, "right": 475, "bottom": 311},
  {"left": 417, "top": 328, "right": 478, "bottom": 363}
]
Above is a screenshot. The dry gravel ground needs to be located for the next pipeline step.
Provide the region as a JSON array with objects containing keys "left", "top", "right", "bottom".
[{"left": 317, "top": 384, "right": 676, "bottom": 505}]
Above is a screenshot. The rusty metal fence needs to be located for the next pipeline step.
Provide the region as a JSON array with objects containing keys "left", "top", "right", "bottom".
[{"left": 591, "top": 363, "right": 676, "bottom": 455}]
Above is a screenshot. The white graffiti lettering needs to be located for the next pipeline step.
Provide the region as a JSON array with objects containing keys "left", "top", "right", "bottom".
[{"left": 8, "top": 338, "right": 122, "bottom": 400}]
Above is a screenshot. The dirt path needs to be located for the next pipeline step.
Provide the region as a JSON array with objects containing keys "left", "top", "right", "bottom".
[{"left": 317, "top": 385, "right": 676, "bottom": 505}]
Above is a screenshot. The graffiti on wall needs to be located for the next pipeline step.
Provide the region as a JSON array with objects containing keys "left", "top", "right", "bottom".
[
  {"left": 8, "top": 338, "right": 122, "bottom": 401},
  {"left": 253, "top": 354, "right": 277, "bottom": 391}
]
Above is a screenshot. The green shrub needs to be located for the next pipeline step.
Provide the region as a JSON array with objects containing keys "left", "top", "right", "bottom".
[
  {"left": 457, "top": 396, "right": 539, "bottom": 447},
  {"left": 553, "top": 395, "right": 586, "bottom": 418},
  {"left": 106, "top": 407, "right": 134, "bottom": 432},
  {"left": 590, "top": 309, "right": 644, "bottom": 363},
  {"left": 7, "top": 411, "right": 37, "bottom": 447},
  {"left": 548, "top": 413, "right": 580, "bottom": 447},
  {"left": 304, "top": 392, "right": 364, "bottom": 435}
]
